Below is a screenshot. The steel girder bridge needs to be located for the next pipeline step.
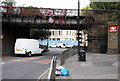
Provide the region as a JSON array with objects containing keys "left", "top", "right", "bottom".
[{"left": 1, "top": 6, "right": 94, "bottom": 30}]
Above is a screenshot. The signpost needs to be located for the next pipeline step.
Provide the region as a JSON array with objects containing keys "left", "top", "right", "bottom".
[
  {"left": 78, "top": 0, "right": 86, "bottom": 61},
  {"left": 48, "top": 17, "right": 55, "bottom": 24},
  {"left": 1, "top": 35, "right": 3, "bottom": 39},
  {"left": 110, "top": 26, "right": 117, "bottom": 32}
]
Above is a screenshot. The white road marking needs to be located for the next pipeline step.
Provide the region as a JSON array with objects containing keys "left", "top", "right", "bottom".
[
  {"left": 37, "top": 68, "right": 50, "bottom": 81},
  {"left": 0, "top": 62, "right": 5, "bottom": 65},
  {"left": 12, "top": 60, "right": 21, "bottom": 61}
]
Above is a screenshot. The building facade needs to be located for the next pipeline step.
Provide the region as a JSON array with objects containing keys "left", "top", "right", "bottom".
[
  {"left": 49, "top": 29, "right": 88, "bottom": 46},
  {"left": 49, "top": 29, "right": 77, "bottom": 41}
]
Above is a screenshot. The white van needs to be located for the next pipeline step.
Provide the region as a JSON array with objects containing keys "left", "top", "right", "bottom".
[
  {"left": 49, "top": 43, "right": 59, "bottom": 48},
  {"left": 14, "top": 38, "right": 43, "bottom": 56},
  {"left": 58, "top": 42, "right": 73, "bottom": 48}
]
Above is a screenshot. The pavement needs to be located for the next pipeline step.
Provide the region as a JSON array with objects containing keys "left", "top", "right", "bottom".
[{"left": 56, "top": 53, "right": 119, "bottom": 80}]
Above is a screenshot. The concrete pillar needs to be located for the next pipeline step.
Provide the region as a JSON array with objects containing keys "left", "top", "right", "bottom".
[
  {"left": 2, "top": 23, "right": 30, "bottom": 56},
  {"left": 0, "top": 16, "right": 2, "bottom": 57},
  {"left": 2, "top": 24, "right": 14, "bottom": 56},
  {"left": 118, "top": 26, "right": 120, "bottom": 54},
  {"left": 107, "top": 21, "right": 119, "bottom": 54}
]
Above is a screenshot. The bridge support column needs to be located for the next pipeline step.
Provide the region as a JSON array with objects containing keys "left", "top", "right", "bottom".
[
  {"left": 2, "top": 23, "right": 30, "bottom": 56},
  {"left": 87, "top": 24, "right": 107, "bottom": 53},
  {"left": 0, "top": 17, "right": 2, "bottom": 57},
  {"left": 107, "top": 21, "right": 120, "bottom": 54},
  {"left": 2, "top": 24, "right": 14, "bottom": 56}
]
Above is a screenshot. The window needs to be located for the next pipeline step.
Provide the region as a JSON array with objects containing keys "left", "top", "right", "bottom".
[
  {"left": 63, "top": 44, "right": 66, "bottom": 46},
  {"left": 70, "top": 31, "right": 71, "bottom": 36},
  {"left": 57, "top": 38, "right": 60, "bottom": 40},
  {"left": 52, "top": 31, "right": 54, "bottom": 36},
  {"left": 58, "top": 31, "right": 61, "bottom": 36},
  {"left": 72, "top": 31, "right": 74, "bottom": 36},
  {"left": 67, "top": 31, "right": 68, "bottom": 36},
  {"left": 65, "top": 38, "right": 68, "bottom": 40},
  {"left": 53, "top": 38, "right": 55, "bottom": 40}
]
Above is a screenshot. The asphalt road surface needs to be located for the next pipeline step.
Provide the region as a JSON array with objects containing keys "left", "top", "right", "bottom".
[{"left": 1, "top": 48, "right": 67, "bottom": 80}]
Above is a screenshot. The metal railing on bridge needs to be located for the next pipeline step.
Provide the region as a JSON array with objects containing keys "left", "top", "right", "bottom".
[
  {"left": 1, "top": 6, "right": 97, "bottom": 30},
  {"left": 1, "top": 6, "right": 94, "bottom": 25}
]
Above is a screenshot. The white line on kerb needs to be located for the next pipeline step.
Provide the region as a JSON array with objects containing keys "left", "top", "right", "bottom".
[
  {"left": 12, "top": 60, "right": 21, "bottom": 61},
  {"left": 37, "top": 68, "right": 50, "bottom": 81},
  {"left": 0, "top": 62, "right": 5, "bottom": 65}
]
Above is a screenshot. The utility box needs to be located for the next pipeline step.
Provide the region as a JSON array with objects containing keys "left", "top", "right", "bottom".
[{"left": 78, "top": 50, "right": 86, "bottom": 61}]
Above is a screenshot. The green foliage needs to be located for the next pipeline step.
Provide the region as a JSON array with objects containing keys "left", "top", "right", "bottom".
[
  {"left": 30, "top": 29, "right": 51, "bottom": 40},
  {"left": 90, "top": 2, "right": 120, "bottom": 10},
  {"left": 2, "top": 1, "right": 16, "bottom": 6},
  {"left": 90, "top": 2, "right": 120, "bottom": 21},
  {"left": 1, "top": 1, "right": 16, "bottom": 14},
  {"left": 83, "top": 30, "right": 88, "bottom": 34},
  {"left": 81, "top": 6, "right": 95, "bottom": 24}
]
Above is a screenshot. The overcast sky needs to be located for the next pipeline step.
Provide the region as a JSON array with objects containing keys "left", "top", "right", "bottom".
[{"left": 13, "top": 0, "right": 90, "bottom": 9}]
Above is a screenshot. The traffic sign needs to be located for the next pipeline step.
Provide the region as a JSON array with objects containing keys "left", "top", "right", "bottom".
[
  {"left": 48, "top": 17, "right": 55, "bottom": 23},
  {"left": 1, "top": 35, "right": 3, "bottom": 39},
  {"left": 110, "top": 26, "right": 117, "bottom": 32}
]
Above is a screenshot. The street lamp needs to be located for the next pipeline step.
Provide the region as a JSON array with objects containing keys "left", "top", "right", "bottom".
[
  {"left": 78, "top": 0, "right": 80, "bottom": 60},
  {"left": 78, "top": 0, "right": 86, "bottom": 61}
]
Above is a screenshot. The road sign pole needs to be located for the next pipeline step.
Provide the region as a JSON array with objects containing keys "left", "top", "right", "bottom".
[
  {"left": 78, "top": 0, "right": 86, "bottom": 61},
  {"left": 78, "top": 0, "right": 80, "bottom": 60}
]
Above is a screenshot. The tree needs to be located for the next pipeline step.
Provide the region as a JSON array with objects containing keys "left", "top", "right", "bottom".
[
  {"left": 30, "top": 29, "right": 51, "bottom": 40},
  {"left": 1, "top": 1, "right": 16, "bottom": 6},
  {"left": 81, "top": 6, "right": 94, "bottom": 24},
  {"left": 90, "top": 2, "right": 120, "bottom": 10},
  {"left": 89, "top": 2, "right": 120, "bottom": 21}
]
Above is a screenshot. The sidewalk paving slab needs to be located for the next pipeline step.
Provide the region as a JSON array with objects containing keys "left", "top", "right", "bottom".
[{"left": 56, "top": 53, "right": 118, "bottom": 80}]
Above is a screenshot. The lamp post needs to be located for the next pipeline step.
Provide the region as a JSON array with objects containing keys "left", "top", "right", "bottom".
[
  {"left": 78, "top": 0, "right": 86, "bottom": 61},
  {"left": 78, "top": 0, "right": 80, "bottom": 61}
]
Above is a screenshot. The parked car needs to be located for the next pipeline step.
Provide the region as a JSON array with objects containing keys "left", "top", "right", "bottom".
[
  {"left": 14, "top": 38, "right": 43, "bottom": 57},
  {"left": 57, "top": 42, "right": 66, "bottom": 48},
  {"left": 65, "top": 43, "right": 73, "bottom": 48},
  {"left": 58, "top": 42, "right": 73, "bottom": 48},
  {"left": 49, "top": 43, "right": 59, "bottom": 48}
]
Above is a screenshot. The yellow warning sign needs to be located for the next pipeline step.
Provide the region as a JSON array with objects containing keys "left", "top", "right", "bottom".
[{"left": 1, "top": 35, "right": 3, "bottom": 39}]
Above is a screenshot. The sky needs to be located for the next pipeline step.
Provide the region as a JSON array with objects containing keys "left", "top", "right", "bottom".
[{"left": 10, "top": 0, "right": 91, "bottom": 9}]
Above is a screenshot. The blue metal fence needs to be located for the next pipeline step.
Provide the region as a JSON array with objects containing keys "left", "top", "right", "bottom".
[{"left": 40, "top": 40, "right": 78, "bottom": 46}]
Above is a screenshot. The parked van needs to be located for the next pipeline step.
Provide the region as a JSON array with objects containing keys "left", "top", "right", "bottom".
[{"left": 14, "top": 38, "right": 43, "bottom": 56}]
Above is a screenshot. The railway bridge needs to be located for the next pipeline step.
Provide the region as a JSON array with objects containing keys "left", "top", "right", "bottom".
[{"left": 0, "top": 6, "right": 119, "bottom": 56}]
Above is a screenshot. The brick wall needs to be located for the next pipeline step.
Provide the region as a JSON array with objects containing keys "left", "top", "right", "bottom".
[
  {"left": 87, "top": 11, "right": 110, "bottom": 53},
  {"left": 107, "top": 21, "right": 119, "bottom": 54}
]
